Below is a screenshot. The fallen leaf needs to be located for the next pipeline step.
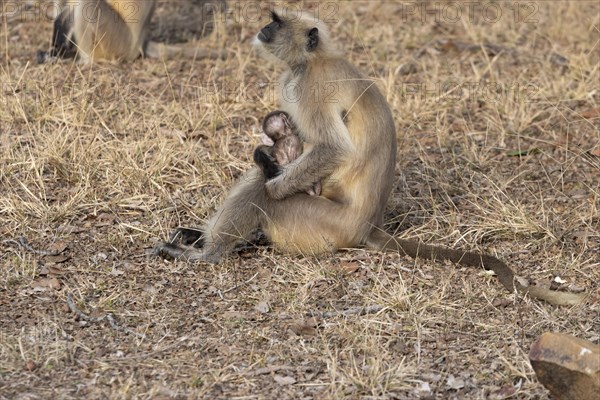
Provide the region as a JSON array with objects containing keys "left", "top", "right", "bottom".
[
  {"left": 338, "top": 262, "right": 360, "bottom": 274},
  {"left": 48, "top": 241, "right": 68, "bottom": 254},
  {"left": 290, "top": 318, "right": 318, "bottom": 337},
  {"left": 48, "top": 278, "right": 61, "bottom": 290},
  {"left": 580, "top": 107, "right": 600, "bottom": 119},
  {"left": 56, "top": 224, "right": 85, "bottom": 234},
  {"left": 273, "top": 375, "right": 296, "bottom": 385},
  {"left": 589, "top": 148, "right": 600, "bottom": 157},
  {"left": 40, "top": 264, "right": 66, "bottom": 276},
  {"left": 24, "top": 360, "right": 37, "bottom": 372},
  {"left": 489, "top": 384, "right": 518, "bottom": 399},
  {"left": 30, "top": 278, "right": 61, "bottom": 291},
  {"left": 492, "top": 298, "right": 512, "bottom": 308}
]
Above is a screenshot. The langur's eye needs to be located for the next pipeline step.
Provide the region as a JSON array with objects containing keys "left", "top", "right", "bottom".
[{"left": 271, "top": 11, "right": 281, "bottom": 22}]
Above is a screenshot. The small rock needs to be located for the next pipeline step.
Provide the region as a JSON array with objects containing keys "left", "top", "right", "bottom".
[
  {"left": 254, "top": 301, "right": 269, "bottom": 314},
  {"left": 416, "top": 381, "right": 431, "bottom": 393},
  {"left": 446, "top": 375, "right": 465, "bottom": 390},
  {"left": 529, "top": 332, "right": 600, "bottom": 400},
  {"left": 273, "top": 375, "right": 296, "bottom": 385}
]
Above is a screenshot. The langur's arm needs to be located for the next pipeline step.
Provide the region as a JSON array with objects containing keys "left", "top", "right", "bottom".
[{"left": 265, "top": 136, "right": 350, "bottom": 200}]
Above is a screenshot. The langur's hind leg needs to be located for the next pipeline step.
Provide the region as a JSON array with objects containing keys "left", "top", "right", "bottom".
[
  {"left": 154, "top": 169, "right": 267, "bottom": 263},
  {"left": 152, "top": 241, "right": 222, "bottom": 264},
  {"left": 168, "top": 227, "right": 205, "bottom": 248},
  {"left": 196, "top": 169, "right": 268, "bottom": 262}
]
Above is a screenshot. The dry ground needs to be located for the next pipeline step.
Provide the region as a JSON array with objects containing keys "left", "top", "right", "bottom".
[{"left": 1, "top": 1, "right": 599, "bottom": 399}]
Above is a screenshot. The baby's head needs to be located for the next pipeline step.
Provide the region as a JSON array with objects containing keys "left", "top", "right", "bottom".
[{"left": 262, "top": 111, "right": 293, "bottom": 141}]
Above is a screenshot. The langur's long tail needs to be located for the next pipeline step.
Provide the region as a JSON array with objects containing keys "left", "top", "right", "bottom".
[{"left": 365, "top": 229, "right": 585, "bottom": 306}]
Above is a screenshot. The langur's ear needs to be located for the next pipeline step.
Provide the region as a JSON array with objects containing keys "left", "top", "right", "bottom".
[{"left": 306, "top": 28, "right": 319, "bottom": 51}]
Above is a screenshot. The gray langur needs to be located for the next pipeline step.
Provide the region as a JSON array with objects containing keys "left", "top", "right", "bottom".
[{"left": 155, "top": 10, "right": 585, "bottom": 306}]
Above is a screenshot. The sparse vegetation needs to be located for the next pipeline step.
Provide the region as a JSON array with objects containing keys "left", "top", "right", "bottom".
[{"left": 1, "top": 1, "right": 598, "bottom": 399}]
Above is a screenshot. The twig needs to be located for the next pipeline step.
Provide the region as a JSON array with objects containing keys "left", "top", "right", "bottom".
[
  {"left": 2, "top": 236, "right": 61, "bottom": 256},
  {"left": 308, "top": 304, "right": 387, "bottom": 319},
  {"left": 218, "top": 272, "right": 259, "bottom": 296},
  {"left": 66, "top": 293, "right": 145, "bottom": 339}
]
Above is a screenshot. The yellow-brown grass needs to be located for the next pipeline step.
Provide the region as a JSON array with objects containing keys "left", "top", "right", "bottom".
[{"left": 1, "top": 1, "right": 598, "bottom": 398}]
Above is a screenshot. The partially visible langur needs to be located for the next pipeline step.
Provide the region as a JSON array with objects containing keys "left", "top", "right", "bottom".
[
  {"left": 37, "top": 0, "right": 225, "bottom": 64},
  {"left": 254, "top": 111, "right": 321, "bottom": 196},
  {"left": 155, "top": 10, "right": 585, "bottom": 306},
  {"left": 149, "top": 0, "right": 227, "bottom": 44}
]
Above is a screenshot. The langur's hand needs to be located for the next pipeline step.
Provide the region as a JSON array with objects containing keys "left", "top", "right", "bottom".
[{"left": 261, "top": 133, "right": 275, "bottom": 146}]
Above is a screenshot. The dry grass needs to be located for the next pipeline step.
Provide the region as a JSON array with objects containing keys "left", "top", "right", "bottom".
[{"left": 1, "top": 1, "right": 599, "bottom": 399}]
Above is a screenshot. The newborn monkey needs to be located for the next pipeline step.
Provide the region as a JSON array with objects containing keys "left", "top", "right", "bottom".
[{"left": 254, "top": 111, "right": 321, "bottom": 196}]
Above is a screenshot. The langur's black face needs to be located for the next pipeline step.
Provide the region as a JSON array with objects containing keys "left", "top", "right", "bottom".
[
  {"left": 254, "top": 11, "right": 321, "bottom": 65},
  {"left": 257, "top": 12, "right": 282, "bottom": 43}
]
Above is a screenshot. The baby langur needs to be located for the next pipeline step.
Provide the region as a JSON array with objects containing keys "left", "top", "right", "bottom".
[
  {"left": 37, "top": 0, "right": 223, "bottom": 64},
  {"left": 254, "top": 111, "right": 321, "bottom": 196}
]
